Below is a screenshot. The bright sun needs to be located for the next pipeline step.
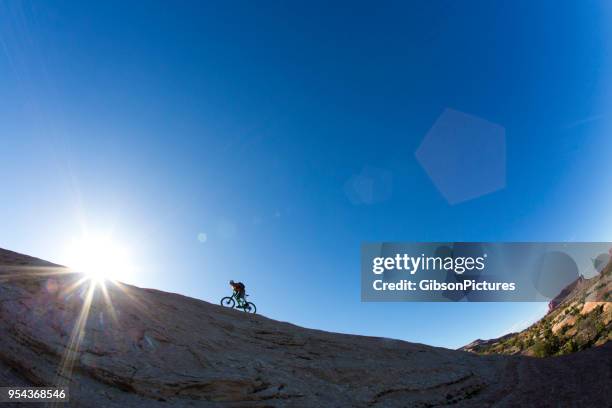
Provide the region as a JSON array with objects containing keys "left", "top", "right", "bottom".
[{"left": 64, "top": 234, "right": 133, "bottom": 283}]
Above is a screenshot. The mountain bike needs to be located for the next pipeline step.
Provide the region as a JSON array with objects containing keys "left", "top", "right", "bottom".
[{"left": 220, "top": 292, "right": 257, "bottom": 314}]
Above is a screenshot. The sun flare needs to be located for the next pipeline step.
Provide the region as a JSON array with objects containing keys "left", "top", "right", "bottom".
[{"left": 64, "top": 234, "right": 133, "bottom": 283}]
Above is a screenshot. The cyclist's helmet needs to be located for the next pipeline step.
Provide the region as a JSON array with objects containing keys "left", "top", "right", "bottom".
[{"left": 229, "top": 280, "right": 235, "bottom": 285}]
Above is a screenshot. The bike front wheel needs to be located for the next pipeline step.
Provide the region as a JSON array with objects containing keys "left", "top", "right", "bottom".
[
  {"left": 244, "top": 302, "right": 257, "bottom": 314},
  {"left": 220, "top": 296, "right": 235, "bottom": 308}
]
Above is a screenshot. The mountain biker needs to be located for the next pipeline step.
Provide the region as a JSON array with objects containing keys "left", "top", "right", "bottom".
[{"left": 229, "top": 280, "right": 246, "bottom": 305}]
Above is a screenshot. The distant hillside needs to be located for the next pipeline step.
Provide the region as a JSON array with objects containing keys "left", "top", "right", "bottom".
[{"left": 462, "top": 259, "right": 612, "bottom": 357}]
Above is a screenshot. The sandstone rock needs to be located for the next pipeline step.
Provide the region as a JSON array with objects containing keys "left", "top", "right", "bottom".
[
  {"left": 1, "top": 248, "right": 611, "bottom": 407},
  {"left": 552, "top": 315, "right": 576, "bottom": 334}
]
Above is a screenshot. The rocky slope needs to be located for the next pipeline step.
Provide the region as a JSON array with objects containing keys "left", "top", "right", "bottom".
[
  {"left": 461, "top": 259, "right": 611, "bottom": 357},
  {"left": 1, "top": 248, "right": 611, "bottom": 407}
]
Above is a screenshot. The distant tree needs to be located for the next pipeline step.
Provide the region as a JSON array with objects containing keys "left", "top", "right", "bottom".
[{"left": 559, "top": 340, "right": 578, "bottom": 355}]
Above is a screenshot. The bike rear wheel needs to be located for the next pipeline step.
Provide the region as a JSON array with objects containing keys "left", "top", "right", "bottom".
[
  {"left": 244, "top": 302, "right": 257, "bottom": 314},
  {"left": 220, "top": 296, "right": 235, "bottom": 308}
]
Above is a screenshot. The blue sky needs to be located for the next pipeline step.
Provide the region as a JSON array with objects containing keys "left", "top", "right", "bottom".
[{"left": 2, "top": 1, "right": 612, "bottom": 348}]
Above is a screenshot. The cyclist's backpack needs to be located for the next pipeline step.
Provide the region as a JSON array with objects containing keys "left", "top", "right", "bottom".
[{"left": 236, "top": 282, "right": 245, "bottom": 291}]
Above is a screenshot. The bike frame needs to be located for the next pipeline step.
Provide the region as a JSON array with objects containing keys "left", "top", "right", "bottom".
[
  {"left": 221, "top": 292, "right": 256, "bottom": 314},
  {"left": 232, "top": 291, "right": 247, "bottom": 307}
]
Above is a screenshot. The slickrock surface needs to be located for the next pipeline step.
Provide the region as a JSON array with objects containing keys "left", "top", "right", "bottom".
[{"left": 1, "top": 248, "right": 611, "bottom": 407}]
